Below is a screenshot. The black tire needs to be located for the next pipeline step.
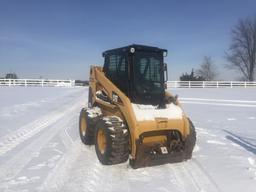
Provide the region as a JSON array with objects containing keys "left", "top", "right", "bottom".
[
  {"left": 184, "top": 118, "right": 196, "bottom": 159},
  {"left": 79, "top": 108, "right": 95, "bottom": 145},
  {"left": 88, "top": 87, "right": 92, "bottom": 108},
  {"left": 95, "top": 116, "right": 129, "bottom": 165}
]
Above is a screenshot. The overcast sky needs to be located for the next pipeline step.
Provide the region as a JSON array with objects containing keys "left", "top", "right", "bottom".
[{"left": 0, "top": 0, "right": 256, "bottom": 80}]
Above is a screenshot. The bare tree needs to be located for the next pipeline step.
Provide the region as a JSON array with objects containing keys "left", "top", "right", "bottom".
[
  {"left": 226, "top": 16, "right": 256, "bottom": 81},
  {"left": 196, "top": 56, "right": 218, "bottom": 81},
  {"left": 180, "top": 69, "right": 205, "bottom": 81}
]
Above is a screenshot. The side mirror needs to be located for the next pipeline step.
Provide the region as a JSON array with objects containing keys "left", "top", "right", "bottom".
[{"left": 164, "top": 63, "right": 167, "bottom": 71}]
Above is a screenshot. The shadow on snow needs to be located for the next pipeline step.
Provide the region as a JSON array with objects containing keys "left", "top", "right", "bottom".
[{"left": 224, "top": 130, "right": 256, "bottom": 155}]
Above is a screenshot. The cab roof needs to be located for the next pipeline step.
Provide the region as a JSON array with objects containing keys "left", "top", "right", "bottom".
[{"left": 102, "top": 44, "right": 167, "bottom": 57}]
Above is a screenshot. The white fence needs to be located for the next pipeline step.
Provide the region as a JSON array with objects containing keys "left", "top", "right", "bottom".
[
  {"left": 167, "top": 81, "right": 256, "bottom": 88},
  {"left": 0, "top": 79, "right": 75, "bottom": 87},
  {"left": 1, "top": 79, "right": 256, "bottom": 88}
]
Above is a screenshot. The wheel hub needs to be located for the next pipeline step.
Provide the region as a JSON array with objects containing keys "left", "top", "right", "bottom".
[
  {"left": 97, "top": 128, "right": 106, "bottom": 154},
  {"left": 80, "top": 115, "right": 87, "bottom": 135}
]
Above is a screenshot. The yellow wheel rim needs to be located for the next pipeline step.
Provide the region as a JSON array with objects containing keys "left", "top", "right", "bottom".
[
  {"left": 80, "top": 115, "right": 87, "bottom": 136},
  {"left": 97, "top": 128, "right": 106, "bottom": 154}
]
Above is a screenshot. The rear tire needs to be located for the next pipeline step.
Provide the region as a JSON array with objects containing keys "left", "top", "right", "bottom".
[
  {"left": 184, "top": 118, "right": 196, "bottom": 159},
  {"left": 79, "top": 108, "right": 94, "bottom": 145},
  {"left": 95, "top": 116, "right": 129, "bottom": 165},
  {"left": 79, "top": 107, "right": 102, "bottom": 145},
  {"left": 88, "top": 87, "right": 92, "bottom": 108}
]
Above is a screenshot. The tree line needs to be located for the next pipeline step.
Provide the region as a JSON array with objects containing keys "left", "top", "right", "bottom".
[
  {"left": 0, "top": 73, "right": 18, "bottom": 79},
  {"left": 180, "top": 16, "right": 256, "bottom": 81}
]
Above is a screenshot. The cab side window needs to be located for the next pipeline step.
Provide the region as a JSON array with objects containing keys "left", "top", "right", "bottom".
[{"left": 104, "top": 53, "right": 128, "bottom": 96}]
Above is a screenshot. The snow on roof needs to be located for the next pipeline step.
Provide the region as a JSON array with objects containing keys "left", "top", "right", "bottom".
[{"left": 131, "top": 103, "right": 183, "bottom": 121}]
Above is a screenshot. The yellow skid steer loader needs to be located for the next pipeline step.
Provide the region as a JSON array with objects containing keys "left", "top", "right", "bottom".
[{"left": 79, "top": 44, "right": 196, "bottom": 168}]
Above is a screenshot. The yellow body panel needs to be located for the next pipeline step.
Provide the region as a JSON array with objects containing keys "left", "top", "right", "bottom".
[{"left": 89, "top": 66, "right": 190, "bottom": 159}]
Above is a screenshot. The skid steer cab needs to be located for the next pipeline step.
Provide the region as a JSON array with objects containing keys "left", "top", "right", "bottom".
[{"left": 79, "top": 44, "right": 196, "bottom": 168}]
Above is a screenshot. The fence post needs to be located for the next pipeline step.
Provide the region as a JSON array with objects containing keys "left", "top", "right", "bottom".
[
  {"left": 25, "top": 79, "right": 27, "bottom": 87},
  {"left": 9, "top": 79, "right": 11, "bottom": 86},
  {"left": 202, "top": 81, "right": 205, "bottom": 88},
  {"left": 217, "top": 81, "right": 219, "bottom": 88},
  {"left": 188, "top": 81, "right": 191, "bottom": 88},
  {"left": 71, "top": 80, "right": 75, "bottom": 87},
  {"left": 245, "top": 81, "right": 247, "bottom": 88},
  {"left": 231, "top": 81, "right": 233, "bottom": 88},
  {"left": 41, "top": 79, "right": 44, "bottom": 87}
]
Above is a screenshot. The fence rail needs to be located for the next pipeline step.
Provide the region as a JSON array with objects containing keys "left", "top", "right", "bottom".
[
  {"left": 0, "top": 79, "right": 75, "bottom": 87},
  {"left": 167, "top": 81, "right": 256, "bottom": 88},
  {"left": 1, "top": 79, "right": 256, "bottom": 88}
]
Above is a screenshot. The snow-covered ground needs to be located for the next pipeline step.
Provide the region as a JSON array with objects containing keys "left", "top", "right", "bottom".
[{"left": 0, "top": 87, "right": 255, "bottom": 192}]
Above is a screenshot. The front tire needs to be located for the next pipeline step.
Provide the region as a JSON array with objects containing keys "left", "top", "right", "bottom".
[{"left": 95, "top": 116, "right": 129, "bottom": 165}]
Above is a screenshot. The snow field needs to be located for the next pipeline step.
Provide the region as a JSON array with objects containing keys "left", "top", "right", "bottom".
[{"left": 0, "top": 87, "right": 255, "bottom": 192}]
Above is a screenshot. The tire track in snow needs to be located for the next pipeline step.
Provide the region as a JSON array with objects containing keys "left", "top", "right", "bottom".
[
  {"left": 0, "top": 96, "right": 84, "bottom": 156},
  {"left": 41, "top": 111, "right": 224, "bottom": 192},
  {"left": 193, "top": 159, "right": 223, "bottom": 192},
  {"left": 0, "top": 96, "right": 84, "bottom": 191},
  {"left": 184, "top": 159, "right": 222, "bottom": 192},
  {"left": 171, "top": 126, "right": 223, "bottom": 192},
  {"left": 165, "top": 159, "right": 221, "bottom": 192},
  {"left": 43, "top": 147, "right": 221, "bottom": 192},
  {"left": 168, "top": 165, "right": 187, "bottom": 192},
  {"left": 0, "top": 113, "right": 64, "bottom": 156},
  {"left": 42, "top": 126, "right": 222, "bottom": 192},
  {"left": 40, "top": 141, "right": 89, "bottom": 192}
]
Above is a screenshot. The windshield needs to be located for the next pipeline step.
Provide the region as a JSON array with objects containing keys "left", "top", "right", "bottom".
[{"left": 133, "top": 51, "right": 164, "bottom": 104}]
